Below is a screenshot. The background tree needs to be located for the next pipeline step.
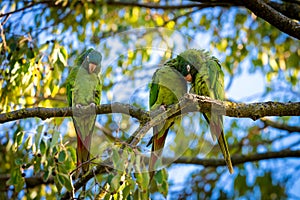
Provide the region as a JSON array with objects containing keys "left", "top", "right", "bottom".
[{"left": 0, "top": 0, "right": 299, "bottom": 199}]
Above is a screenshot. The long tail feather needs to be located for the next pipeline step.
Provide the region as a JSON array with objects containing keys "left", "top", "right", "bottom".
[
  {"left": 73, "top": 118, "right": 93, "bottom": 175},
  {"left": 76, "top": 133, "right": 92, "bottom": 174},
  {"left": 204, "top": 113, "right": 234, "bottom": 174},
  {"left": 149, "top": 127, "right": 168, "bottom": 181},
  {"left": 216, "top": 130, "right": 234, "bottom": 174}
]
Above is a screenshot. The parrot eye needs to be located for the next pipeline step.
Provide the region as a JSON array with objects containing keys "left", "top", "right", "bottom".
[{"left": 187, "top": 64, "right": 191, "bottom": 72}]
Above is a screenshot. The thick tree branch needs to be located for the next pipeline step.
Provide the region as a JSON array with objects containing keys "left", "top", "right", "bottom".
[
  {"left": 1, "top": 0, "right": 299, "bottom": 40},
  {"left": 1, "top": 94, "right": 300, "bottom": 124},
  {"left": 126, "top": 94, "right": 300, "bottom": 147},
  {"left": 267, "top": 1, "right": 300, "bottom": 21},
  {"left": 242, "top": 0, "right": 300, "bottom": 40},
  {"left": 0, "top": 102, "right": 149, "bottom": 124}
]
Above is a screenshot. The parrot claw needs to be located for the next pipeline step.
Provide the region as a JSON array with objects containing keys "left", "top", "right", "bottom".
[
  {"left": 76, "top": 104, "right": 83, "bottom": 108},
  {"left": 159, "top": 105, "right": 166, "bottom": 111},
  {"left": 89, "top": 102, "right": 96, "bottom": 107}
]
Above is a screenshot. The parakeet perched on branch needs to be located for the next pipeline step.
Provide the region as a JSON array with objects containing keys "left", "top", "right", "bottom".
[
  {"left": 176, "top": 49, "right": 234, "bottom": 174},
  {"left": 66, "top": 48, "right": 102, "bottom": 175},
  {"left": 148, "top": 61, "right": 187, "bottom": 180}
]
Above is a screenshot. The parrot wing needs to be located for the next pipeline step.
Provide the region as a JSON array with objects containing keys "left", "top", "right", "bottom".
[
  {"left": 193, "top": 56, "right": 233, "bottom": 174},
  {"left": 148, "top": 66, "right": 187, "bottom": 180}
]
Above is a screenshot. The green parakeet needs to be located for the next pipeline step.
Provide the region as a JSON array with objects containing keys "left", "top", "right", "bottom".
[
  {"left": 66, "top": 48, "right": 102, "bottom": 175},
  {"left": 148, "top": 61, "right": 187, "bottom": 180},
  {"left": 176, "top": 49, "right": 234, "bottom": 174}
]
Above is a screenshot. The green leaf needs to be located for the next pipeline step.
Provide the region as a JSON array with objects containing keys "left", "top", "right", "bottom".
[
  {"left": 141, "top": 172, "right": 150, "bottom": 191},
  {"left": 24, "top": 135, "right": 33, "bottom": 150},
  {"left": 16, "top": 131, "right": 24, "bottom": 146},
  {"left": 160, "top": 179, "right": 168, "bottom": 198},
  {"left": 14, "top": 158, "right": 23, "bottom": 166},
  {"left": 58, "top": 173, "right": 73, "bottom": 191},
  {"left": 7, "top": 167, "right": 25, "bottom": 193},
  {"left": 122, "top": 184, "right": 131, "bottom": 199},
  {"left": 35, "top": 125, "right": 43, "bottom": 148},
  {"left": 27, "top": 49, "right": 35, "bottom": 59},
  {"left": 57, "top": 173, "right": 65, "bottom": 186},
  {"left": 40, "top": 139, "right": 47, "bottom": 155},
  {"left": 54, "top": 175, "right": 63, "bottom": 194},
  {"left": 50, "top": 130, "right": 60, "bottom": 148},
  {"left": 155, "top": 170, "right": 163, "bottom": 185},
  {"left": 57, "top": 163, "right": 69, "bottom": 174},
  {"left": 67, "top": 147, "right": 77, "bottom": 163},
  {"left": 155, "top": 169, "right": 168, "bottom": 198},
  {"left": 43, "top": 168, "right": 51, "bottom": 182},
  {"left": 234, "top": 174, "right": 247, "bottom": 196},
  {"left": 112, "top": 148, "right": 120, "bottom": 168},
  {"left": 58, "top": 150, "right": 67, "bottom": 162},
  {"left": 33, "top": 156, "right": 42, "bottom": 173},
  {"left": 110, "top": 173, "right": 121, "bottom": 192},
  {"left": 134, "top": 172, "right": 142, "bottom": 185}
]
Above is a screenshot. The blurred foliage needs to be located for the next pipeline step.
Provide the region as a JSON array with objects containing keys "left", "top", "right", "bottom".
[{"left": 0, "top": 0, "right": 299, "bottom": 199}]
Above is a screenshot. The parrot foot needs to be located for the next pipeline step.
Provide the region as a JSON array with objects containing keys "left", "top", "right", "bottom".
[
  {"left": 159, "top": 105, "right": 166, "bottom": 111},
  {"left": 89, "top": 102, "right": 96, "bottom": 107},
  {"left": 75, "top": 104, "right": 83, "bottom": 109}
]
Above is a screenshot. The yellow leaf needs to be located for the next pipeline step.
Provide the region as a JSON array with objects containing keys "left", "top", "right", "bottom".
[
  {"left": 51, "top": 85, "right": 59, "bottom": 97},
  {"left": 221, "top": 39, "right": 228, "bottom": 50},
  {"left": 156, "top": 16, "right": 164, "bottom": 26},
  {"left": 128, "top": 51, "right": 134, "bottom": 59},
  {"left": 279, "top": 57, "right": 286, "bottom": 70},
  {"left": 269, "top": 57, "right": 278, "bottom": 71},
  {"left": 132, "top": 7, "right": 139, "bottom": 17},
  {"left": 262, "top": 52, "right": 268, "bottom": 66},
  {"left": 166, "top": 21, "right": 175, "bottom": 29},
  {"left": 86, "top": 8, "right": 93, "bottom": 18}
]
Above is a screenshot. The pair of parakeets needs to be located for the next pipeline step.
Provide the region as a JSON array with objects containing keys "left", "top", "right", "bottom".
[{"left": 66, "top": 48, "right": 233, "bottom": 180}]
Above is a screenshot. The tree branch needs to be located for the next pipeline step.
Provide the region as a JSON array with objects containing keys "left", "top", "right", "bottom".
[
  {"left": 260, "top": 118, "right": 300, "bottom": 133},
  {"left": 0, "top": 1, "right": 50, "bottom": 18},
  {"left": 105, "top": 1, "right": 236, "bottom": 10},
  {"left": 1, "top": 94, "right": 300, "bottom": 124},
  {"left": 124, "top": 94, "right": 300, "bottom": 148},
  {"left": 0, "top": 174, "right": 54, "bottom": 189},
  {"left": 1, "top": 149, "right": 297, "bottom": 198},
  {"left": 53, "top": 149, "right": 300, "bottom": 199},
  {"left": 172, "top": 149, "right": 300, "bottom": 166},
  {"left": 267, "top": 1, "right": 300, "bottom": 21},
  {"left": 0, "top": 102, "right": 149, "bottom": 124},
  {"left": 2, "top": 0, "right": 299, "bottom": 40},
  {"left": 242, "top": 0, "right": 300, "bottom": 40}
]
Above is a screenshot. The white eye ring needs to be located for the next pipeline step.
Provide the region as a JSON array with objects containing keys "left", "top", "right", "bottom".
[
  {"left": 187, "top": 64, "right": 191, "bottom": 72},
  {"left": 87, "top": 55, "right": 90, "bottom": 62}
]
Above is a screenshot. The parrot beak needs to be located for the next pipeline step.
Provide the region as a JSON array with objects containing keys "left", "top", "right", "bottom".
[
  {"left": 185, "top": 74, "right": 192, "bottom": 82},
  {"left": 88, "top": 63, "right": 97, "bottom": 74}
]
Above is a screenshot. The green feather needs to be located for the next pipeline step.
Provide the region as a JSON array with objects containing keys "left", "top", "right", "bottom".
[
  {"left": 177, "top": 49, "right": 234, "bottom": 174},
  {"left": 74, "top": 48, "right": 94, "bottom": 66},
  {"left": 65, "top": 48, "right": 102, "bottom": 176},
  {"left": 149, "top": 65, "right": 187, "bottom": 181}
]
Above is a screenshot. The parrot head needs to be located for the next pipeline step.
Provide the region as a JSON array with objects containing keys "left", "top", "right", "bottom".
[
  {"left": 176, "top": 49, "right": 209, "bottom": 83},
  {"left": 176, "top": 55, "right": 193, "bottom": 82},
  {"left": 76, "top": 48, "right": 102, "bottom": 74}
]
